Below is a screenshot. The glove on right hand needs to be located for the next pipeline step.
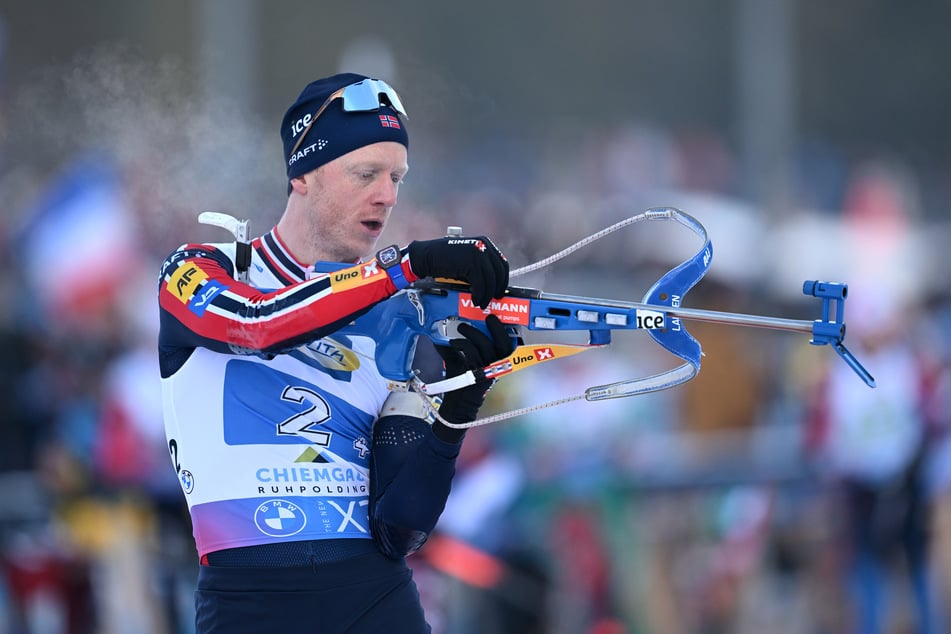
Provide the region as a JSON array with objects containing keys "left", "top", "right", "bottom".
[
  {"left": 432, "top": 314, "right": 516, "bottom": 442},
  {"left": 407, "top": 236, "right": 509, "bottom": 309}
]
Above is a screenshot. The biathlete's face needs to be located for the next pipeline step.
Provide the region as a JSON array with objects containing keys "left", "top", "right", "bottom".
[{"left": 298, "top": 142, "right": 408, "bottom": 263}]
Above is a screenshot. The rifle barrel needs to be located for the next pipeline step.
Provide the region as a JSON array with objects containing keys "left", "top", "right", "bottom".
[{"left": 533, "top": 290, "right": 815, "bottom": 335}]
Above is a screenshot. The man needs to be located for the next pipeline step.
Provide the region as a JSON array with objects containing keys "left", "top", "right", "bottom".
[{"left": 157, "top": 73, "right": 515, "bottom": 633}]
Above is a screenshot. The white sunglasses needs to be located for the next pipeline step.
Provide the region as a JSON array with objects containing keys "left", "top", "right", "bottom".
[{"left": 289, "top": 78, "right": 407, "bottom": 156}]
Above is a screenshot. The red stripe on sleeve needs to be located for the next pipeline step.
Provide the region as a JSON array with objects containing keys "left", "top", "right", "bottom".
[{"left": 159, "top": 251, "right": 406, "bottom": 353}]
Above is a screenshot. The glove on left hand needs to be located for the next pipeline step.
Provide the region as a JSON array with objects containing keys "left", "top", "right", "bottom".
[{"left": 406, "top": 236, "right": 509, "bottom": 309}]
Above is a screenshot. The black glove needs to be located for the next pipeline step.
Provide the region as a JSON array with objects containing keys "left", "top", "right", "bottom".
[
  {"left": 433, "top": 315, "right": 516, "bottom": 441},
  {"left": 407, "top": 236, "right": 509, "bottom": 309}
]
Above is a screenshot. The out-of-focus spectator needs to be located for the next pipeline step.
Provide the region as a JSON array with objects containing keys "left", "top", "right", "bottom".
[
  {"left": 0, "top": 149, "right": 196, "bottom": 633},
  {"left": 90, "top": 291, "right": 196, "bottom": 634},
  {"left": 919, "top": 295, "right": 951, "bottom": 626},
  {"left": 805, "top": 295, "right": 935, "bottom": 633}
]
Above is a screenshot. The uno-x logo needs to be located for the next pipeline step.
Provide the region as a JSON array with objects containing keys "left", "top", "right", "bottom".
[
  {"left": 534, "top": 347, "right": 554, "bottom": 360},
  {"left": 330, "top": 261, "right": 384, "bottom": 292}
]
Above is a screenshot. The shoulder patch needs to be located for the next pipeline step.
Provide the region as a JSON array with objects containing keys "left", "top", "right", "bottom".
[{"left": 167, "top": 262, "right": 209, "bottom": 304}]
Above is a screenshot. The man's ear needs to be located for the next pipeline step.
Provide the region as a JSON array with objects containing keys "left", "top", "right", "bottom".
[{"left": 289, "top": 176, "right": 308, "bottom": 195}]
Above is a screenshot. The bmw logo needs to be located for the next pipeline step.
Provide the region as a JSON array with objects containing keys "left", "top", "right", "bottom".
[
  {"left": 180, "top": 470, "right": 195, "bottom": 494},
  {"left": 254, "top": 499, "right": 307, "bottom": 537}
]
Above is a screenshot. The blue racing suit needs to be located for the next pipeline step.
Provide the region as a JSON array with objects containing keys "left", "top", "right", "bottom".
[{"left": 158, "top": 226, "right": 461, "bottom": 633}]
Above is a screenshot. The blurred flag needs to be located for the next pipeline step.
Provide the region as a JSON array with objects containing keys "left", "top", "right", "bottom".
[{"left": 18, "top": 154, "right": 141, "bottom": 331}]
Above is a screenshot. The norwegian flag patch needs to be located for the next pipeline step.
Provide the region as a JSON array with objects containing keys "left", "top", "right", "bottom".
[{"left": 379, "top": 114, "right": 401, "bottom": 129}]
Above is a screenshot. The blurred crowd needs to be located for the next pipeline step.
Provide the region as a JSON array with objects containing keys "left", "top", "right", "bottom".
[{"left": 3, "top": 59, "right": 951, "bottom": 634}]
